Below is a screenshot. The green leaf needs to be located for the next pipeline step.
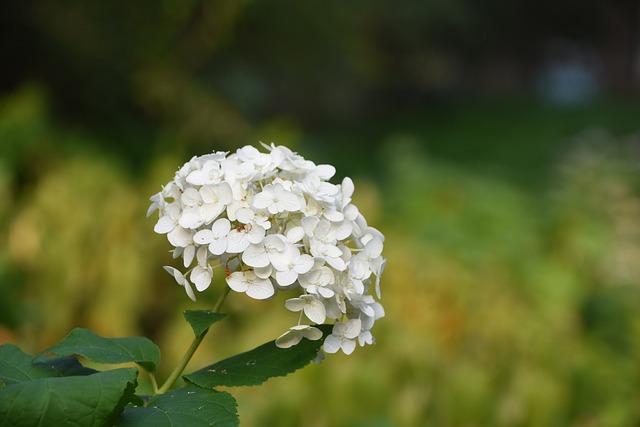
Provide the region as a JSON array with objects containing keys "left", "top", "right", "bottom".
[
  {"left": 184, "top": 324, "right": 332, "bottom": 388},
  {"left": 115, "top": 385, "right": 238, "bottom": 427},
  {"left": 0, "top": 344, "right": 96, "bottom": 386},
  {"left": 183, "top": 310, "right": 228, "bottom": 338},
  {"left": 33, "top": 356, "right": 99, "bottom": 377},
  {"left": 36, "top": 328, "right": 161, "bottom": 373},
  {"left": 0, "top": 367, "right": 138, "bottom": 427}
]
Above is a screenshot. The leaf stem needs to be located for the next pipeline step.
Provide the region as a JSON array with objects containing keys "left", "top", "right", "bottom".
[
  {"left": 149, "top": 372, "right": 159, "bottom": 395},
  {"left": 157, "top": 286, "right": 232, "bottom": 394}
]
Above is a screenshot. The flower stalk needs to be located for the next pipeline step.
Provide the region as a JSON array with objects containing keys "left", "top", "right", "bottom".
[{"left": 157, "top": 286, "right": 231, "bottom": 394}]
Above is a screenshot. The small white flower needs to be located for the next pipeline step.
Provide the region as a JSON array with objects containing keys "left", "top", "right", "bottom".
[
  {"left": 226, "top": 270, "right": 275, "bottom": 300},
  {"left": 242, "top": 234, "right": 286, "bottom": 268},
  {"left": 147, "top": 192, "right": 165, "bottom": 217},
  {"left": 154, "top": 203, "right": 181, "bottom": 234},
  {"left": 299, "top": 267, "right": 335, "bottom": 298},
  {"left": 226, "top": 223, "right": 266, "bottom": 254},
  {"left": 167, "top": 226, "right": 194, "bottom": 249},
  {"left": 186, "top": 159, "right": 223, "bottom": 186},
  {"left": 252, "top": 183, "right": 301, "bottom": 214},
  {"left": 190, "top": 265, "right": 213, "bottom": 292},
  {"left": 273, "top": 244, "right": 314, "bottom": 287},
  {"left": 179, "top": 183, "right": 232, "bottom": 228},
  {"left": 275, "top": 325, "right": 323, "bottom": 349},
  {"left": 194, "top": 218, "right": 231, "bottom": 255},
  {"left": 324, "top": 319, "right": 362, "bottom": 355},
  {"left": 285, "top": 295, "right": 326, "bottom": 324}
]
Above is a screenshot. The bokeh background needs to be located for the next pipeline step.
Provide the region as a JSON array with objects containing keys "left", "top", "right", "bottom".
[{"left": 2, "top": 1, "right": 640, "bottom": 426}]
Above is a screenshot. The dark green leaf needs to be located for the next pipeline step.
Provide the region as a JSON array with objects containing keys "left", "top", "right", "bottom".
[
  {"left": 116, "top": 385, "right": 238, "bottom": 427},
  {"left": 184, "top": 324, "right": 332, "bottom": 388},
  {"left": 184, "top": 310, "right": 227, "bottom": 338},
  {"left": 0, "top": 344, "right": 55, "bottom": 385},
  {"left": 0, "top": 367, "right": 138, "bottom": 427},
  {"left": 36, "top": 328, "right": 161, "bottom": 373},
  {"left": 33, "top": 356, "right": 99, "bottom": 378},
  {"left": 0, "top": 344, "right": 96, "bottom": 386}
]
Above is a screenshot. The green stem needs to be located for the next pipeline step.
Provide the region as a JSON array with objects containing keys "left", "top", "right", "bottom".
[
  {"left": 149, "top": 372, "right": 159, "bottom": 395},
  {"left": 157, "top": 286, "right": 231, "bottom": 394}
]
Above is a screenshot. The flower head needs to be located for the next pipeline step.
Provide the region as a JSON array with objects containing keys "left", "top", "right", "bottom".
[{"left": 150, "top": 143, "right": 385, "bottom": 354}]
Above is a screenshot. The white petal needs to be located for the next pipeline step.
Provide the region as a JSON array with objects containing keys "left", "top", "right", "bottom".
[
  {"left": 275, "top": 269, "right": 298, "bottom": 287},
  {"left": 226, "top": 230, "right": 249, "bottom": 253},
  {"left": 325, "top": 256, "right": 346, "bottom": 271},
  {"left": 277, "top": 191, "right": 301, "bottom": 212},
  {"left": 217, "top": 182, "right": 233, "bottom": 204},
  {"left": 315, "top": 220, "right": 332, "bottom": 238},
  {"left": 301, "top": 216, "right": 318, "bottom": 236},
  {"left": 200, "top": 203, "right": 224, "bottom": 223},
  {"left": 286, "top": 226, "right": 305, "bottom": 243},
  {"left": 208, "top": 238, "right": 227, "bottom": 256},
  {"left": 246, "top": 278, "right": 275, "bottom": 300},
  {"left": 332, "top": 221, "right": 353, "bottom": 240},
  {"left": 343, "top": 204, "right": 359, "bottom": 221},
  {"left": 168, "top": 227, "right": 193, "bottom": 248},
  {"left": 301, "top": 326, "right": 323, "bottom": 341},
  {"left": 275, "top": 329, "right": 303, "bottom": 349},
  {"left": 199, "top": 185, "right": 217, "bottom": 203},
  {"left": 284, "top": 298, "right": 306, "bottom": 312},
  {"left": 323, "top": 244, "right": 342, "bottom": 258},
  {"left": 358, "top": 330, "right": 374, "bottom": 346},
  {"left": 183, "top": 245, "right": 195, "bottom": 267},
  {"left": 252, "top": 190, "right": 274, "bottom": 210},
  {"left": 194, "top": 229, "right": 214, "bottom": 245},
  {"left": 341, "top": 339, "right": 357, "bottom": 355},
  {"left": 268, "top": 251, "right": 290, "bottom": 272},
  {"left": 226, "top": 271, "right": 249, "bottom": 293},
  {"left": 242, "top": 244, "right": 269, "bottom": 268},
  {"left": 294, "top": 254, "right": 314, "bottom": 274},
  {"left": 163, "top": 266, "right": 184, "bottom": 285},
  {"left": 178, "top": 212, "right": 200, "bottom": 229},
  {"left": 196, "top": 245, "right": 209, "bottom": 267},
  {"left": 303, "top": 299, "right": 326, "bottom": 324},
  {"left": 323, "top": 335, "right": 341, "bottom": 354},
  {"left": 186, "top": 170, "right": 207, "bottom": 185},
  {"left": 184, "top": 280, "right": 197, "bottom": 302},
  {"left": 341, "top": 177, "right": 354, "bottom": 199},
  {"left": 181, "top": 188, "right": 200, "bottom": 206},
  {"left": 253, "top": 265, "right": 273, "bottom": 279},
  {"left": 318, "top": 286, "right": 335, "bottom": 298},
  {"left": 235, "top": 208, "right": 254, "bottom": 224},
  {"left": 154, "top": 216, "right": 175, "bottom": 234},
  {"left": 323, "top": 209, "right": 344, "bottom": 222},
  {"left": 365, "top": 238, "right": 383, "bottom": 258},
  {"left": 343, "top": 319, "right": 362, "bottom": 339},
  {"left": 212, "top": 218, "right": 231, "bottom": 236},
  {"left": 247, "top": 225, "right": 266, "bottom": 244},
  {"left": 315, "top": 164, "right": 336, "bottom": 180},
  {"left": 191, "top": 266, "right": 212, "bottom": 292}
]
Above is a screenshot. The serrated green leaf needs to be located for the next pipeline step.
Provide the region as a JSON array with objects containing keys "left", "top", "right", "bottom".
[
  {"left": 184, "top": 310, "right": 227, "bottom": 338},
  {"left": 0, "top": 367, "right": 138, "bottom": 427},
  {"left": 115, "top": 385, "right": 238, "bottom": 427},
  {"left": 36, "top": 328, "right": 161, "bottom": 373},
  {"left": 184, "top": 324, "right": 332, "bottom": 388},
  {"left": 0, "top": 344, "right": 97, "bottom": 386}
]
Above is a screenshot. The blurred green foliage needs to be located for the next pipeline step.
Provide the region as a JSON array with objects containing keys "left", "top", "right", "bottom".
[
  {"left": 1, "top": 86, "right": 640, "bottom": 426},
  {"left": 3, "top": 1, "right": 640, "bottom": 426}
]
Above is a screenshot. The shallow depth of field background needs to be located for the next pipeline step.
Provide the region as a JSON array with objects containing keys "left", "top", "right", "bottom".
[{"left": 2, "top": 2, "right": 640, "bottom": 426}]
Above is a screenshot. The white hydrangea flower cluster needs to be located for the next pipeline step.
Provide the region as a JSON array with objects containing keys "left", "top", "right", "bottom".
[{"left": 148, "top": 144, "right": 385, "bottom": 355}]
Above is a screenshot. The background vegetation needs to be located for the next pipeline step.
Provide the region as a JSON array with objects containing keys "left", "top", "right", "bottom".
[{"left": 2, "top": 1, "right": 640, "bottom": 426}]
